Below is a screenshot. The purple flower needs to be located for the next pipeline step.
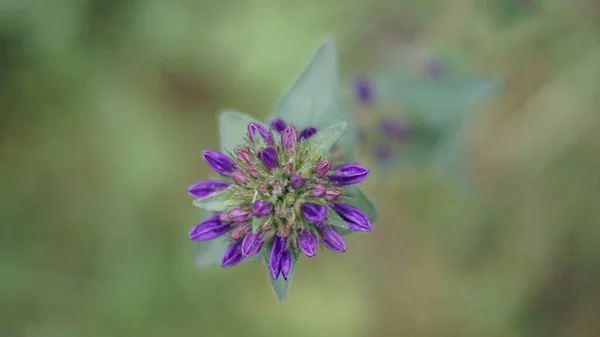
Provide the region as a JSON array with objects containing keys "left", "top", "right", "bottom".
[
  {"left": 296, "top": 230, "right": 317, "bottom": 258},
  {"left": 257, "top": 147, "right": 279, "bottom": 170},
  {"left": 270, "top": 118, "right": 287, "bottom": 133},
  {"left": 331, "top": 203, "right": 371, "bottom": 232},
  {"left": 354, "top": 77, "right": 372, "bottom": 104},
  {"left": 309, "top": 184, "right": 326, "bottom": 197},
  {"left": 298, "top": 127, "right": 317, "bottom": 140},
  {"left": 241, "top": 232, "right": 263, "bottom": 256},
  {"left": 187, "top": 180, "right": 229, "bottom": 198},
  {"left": 202, "top": 150, "right": 237, "bottom": 176},
  {"left": 319, "top": 227, "right": 346, "bottom": 253},
  {"left": 300, "top": 202, "right": 327, "bottom": 225},
  {"left": 221, "top": 240, "right": 245, "bottom": 267},
  {"left": 281, "top": 126, "right": 298, "bottom": 151},
  {"left": 281, "top": 249, "right": 291, "bottom": 280},
  {"left": 269, "top": 236, "right": 286, "bottom": 279},
  {"left": 248, "top": 122, "right": 273, "bottom": 145},
  {"left": 290, "top": 173, "right": 306, "bottom": 189},
  {"left": 252, "top": 200, "right": 272, "bottom": 218},
  {"left": 328, "top": 163, "right": 369, "bottom": 186},
  {"left": 378, "top": 118, "right": 409, "bottom": 139},
  {"left": 314, "top": 160, "right": 331, "bottom": 178},
  {"left": 188, "top": 214, "right": 232, "bottom": 241}
]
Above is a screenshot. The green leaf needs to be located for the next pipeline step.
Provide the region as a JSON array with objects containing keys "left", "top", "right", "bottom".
[
  {"left": 307, "top": 122, "right": 346, "bottom": 157},
  {"left": 272, "top": 40, "right": 356, "bottom": 160},
  {"left": 263, "top": 252, "right": 296, "bottom": 302},
  {"left": 344, "top": 186, "right": 377, "bottom": 224},
  {"left": 326, "top": 207, "right": 353, "bottom": 236},
  {"left": 219, "top": 110, "right": 262, "bottom": 152},
  {"left": 192, "top": 190, "right": 237, "bottom": 211}
]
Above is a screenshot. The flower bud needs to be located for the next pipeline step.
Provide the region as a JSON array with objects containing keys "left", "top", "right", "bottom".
[
  {"left": 188, "top": 214, "right": 232, "bottom": 241},
  {"left": 296, "top": 230, "right": 317, "bottom": 258},
  {"left": 281, "top": 126, "right": 298, "bottom": 151},
  {"left": 187, "top": 180, "right": 229, "bottom": 198},
  {"left": 231, "top": 171, "right": 250, "bottom": 185},
  {"left": 230, "top": 225, "right": 249, "bottom": 240},
  {"left": 245, "top": 165, "right": 258, "bottom": 178},
  {"left": 323, "top": 188, "right": 342, "bottom": 201},
  {"left": 247, "top": 122, "right": 273, "bottom": 145},
  {"left": 202, "top": 150, "right": 237, "bottom": 176},
  {"left": 331, "top": 202, "right": 371, "bottom": 232},
  {"left": 309, "top": 184, "right": 326, "bottom": 198},
  {"left": 252, "top": 200, "right": 273, "bottom": 218},
  {"left": 221, "top": 240, "right": 244, "bottom": 267},
  {"left": 314, "top": 160, "right": 331, "bottom": 178},
  {"left": 328, "top": 163, "right": 369, "bottom": 186},
  {"left": 257, "top": 146, "right": 279, "bottom": 170},
  {"left": 290, "top": 173, "right": 305, "bottom": 189},
  {"left": 268, "top": 236, "right": 286, "bottom": 279},
  {"left": 298, "top": 127, "right": 317, "bottom": 140},
  {"left": 270, "top": 118, "right": 287, "bottom": 133},
  {"left": 236, "top": 148, "right": 252, "bottom": 164},
  {"left": 241, "top": 232, "right": 263, "bottom": 256},
  {"left": 281, "top": 249, "right": 291, "bottom": 280},
  {"left": 257, "top": 184, "right": 268, "bottom": 193},
  {"left": 221, "top": 207, "right": 250, "bottom": 223},
  {"left": 319, "top": 227, "right": 346, "bottom": 253},
  {"left": 300, "top": 202, "right": 327, "bottom": 225}
]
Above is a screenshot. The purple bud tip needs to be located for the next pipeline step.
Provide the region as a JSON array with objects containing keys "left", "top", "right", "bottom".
[
  {"left": 320, "top": 227, "right": 346, "bottom": 253},
  {"left": 300, "top": 202, "right": 328, "bottom": 225},
  {"left": 314, "top": 160, "right": 332, "bottom": 178},
  {"left": 269, "top": 237, "right": 286, "bottom": 279},
  {"left": 354, "top": 77, "right": 372, "bottom": 104},
  {"left": 187, "top": 180, "right": 229, "bottom": 198},
  {"left": 290, "top": 173, "right": 306, "bottom": 189},
  {"left": 309, "top": 184, "right": 326, "bottom": 198},
  {"left": 296, "top": 230, "right": 317, "bottom": 258},
  {"left": 188, "top": 214, "right": 232, "bottom": 241},
  {"left": 378, "top": 118, "right": 409, "bottom": 140},
  {"left": 247, "top": 122, "right": 273, "bottom": 145},
  {"left": 257, "top": 147, "right": 279, "bottom": 170},
  {"left": 298, "top": 127, "right": 317, "bottom": 141},
  {"left": 227, "top": 207, "right": 250, "bottom": 223},
  {"left": 241, "top": 232, "right": 263, "bottom": 256},
  {"left": 328, "top": 163, "right": 369, "bottom": 186},
  {"left": 252, "top": 200, "right": 273, "bottom": 218},
  {"left": 202, "top": 150, "right": 237, "bottom": 176},
  {"left": 331, "top": 203, "right": 371, "bottom": 232},
  {"left": 270, "top": 118, "right": 287, "bottom": 133},
  {"left": 281, "top": 126, "right": 298, "bottom": 151},
  {"left": 221, "top": 240, "right": 245, "bottom": 267},
  {"left": 281, "top": 249, "right": 291, "bottom": 280}
]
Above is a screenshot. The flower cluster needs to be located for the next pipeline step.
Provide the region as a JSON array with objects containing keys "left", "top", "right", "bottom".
[{"left": 188, "top": 119, "right": 371, "bottom": 280}]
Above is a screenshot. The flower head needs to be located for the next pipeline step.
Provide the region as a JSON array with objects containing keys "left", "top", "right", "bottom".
[{"left": 188, "top": 118, "right": 372, "bottom": 280}]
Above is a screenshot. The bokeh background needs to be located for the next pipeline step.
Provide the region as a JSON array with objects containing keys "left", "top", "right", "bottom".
[{"left": 2, "top": 0, "right": 600, "bottom": 336}]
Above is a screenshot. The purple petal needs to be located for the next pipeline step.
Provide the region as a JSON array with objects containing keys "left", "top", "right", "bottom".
[
  {"left": 331, "top": 202, "right": 371, "bottom": 232},
  {"left": 202, "top": 150, "right": 237, "bottom": 176},
  {"left": 187, "top": 180, "right": 229, "bottom": 198},
  {"left": 328, "top": 163, "right": 369, "bottom": 186},
  {"left": 257, "top": 147, "right": 279, "bottom": 170},
  {"left": 188, "top": 214, "right": 232, "bottom": 241},
  {"left": 309, "top": 184, "right": 326, "bottom": 198},
  {"left": 298, "top": 127, "right": 317, "bottom": 140},
  {"left": 247, "top": 122, "right": 273, "bottom": 145},
  {"left": 290, "top": 173, "right": 306, "bottom": 189},
  {"left": 268, "top": 237, "right": 286, "bottom": 279},
  {"left": 320, "top": 227, "right": 346, "bottom": 253},
  {"left": 241, "top": 232, "right": 263, "bottom": 256},
  {"left": 270, "top": 118, "right": 287, "bottom": 133},
  {"left": 252, "top": 200, "right": 272, "bottom": 218},
  {"left": 220, "top": 240, "right": 244, "bottom": 267},
  {"left": 224, "top": 207, "right": 250, "bottom": 223},
  {"left": 281, "top": 126, "right": 298, "bottom": 151},
  {"left": 300, "top": 202, "right": 328, "bottom": 225},
  {"left": 296, "top": 230, "right": 317, "bottom": 258},
  {"left": 281, "top": 249, "right": 291, "bottom": 280}
]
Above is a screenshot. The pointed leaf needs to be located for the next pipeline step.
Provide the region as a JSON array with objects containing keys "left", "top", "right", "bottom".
[
  {"left": 262, "top": 251, "right": 296, "bottom": 302},
  {"left": 219, "top": 110, "right": 262, "bottom": 152},
  {"left": 307, "top": 122, "right": 347, "bottom": 157},
  {"left": 272, "top": 41, "right": 356, "bottom": 159},
  {"left": 192, "top": 190, "right": 237, "bottom": 212}
]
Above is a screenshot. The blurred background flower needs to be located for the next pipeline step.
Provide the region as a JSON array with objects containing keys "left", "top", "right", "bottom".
[{"left": 2, "top": 1, "right": 600, "bottom": 337}]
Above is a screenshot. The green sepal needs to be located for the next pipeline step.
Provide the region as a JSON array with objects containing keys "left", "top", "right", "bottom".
[{"left": 192, "top": 190, "right": 237, "bottom": 212}]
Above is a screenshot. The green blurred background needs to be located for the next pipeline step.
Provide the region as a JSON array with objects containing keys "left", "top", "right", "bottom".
[{"left": 2, "top": 0, "right": 600, "bottom": 336}]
